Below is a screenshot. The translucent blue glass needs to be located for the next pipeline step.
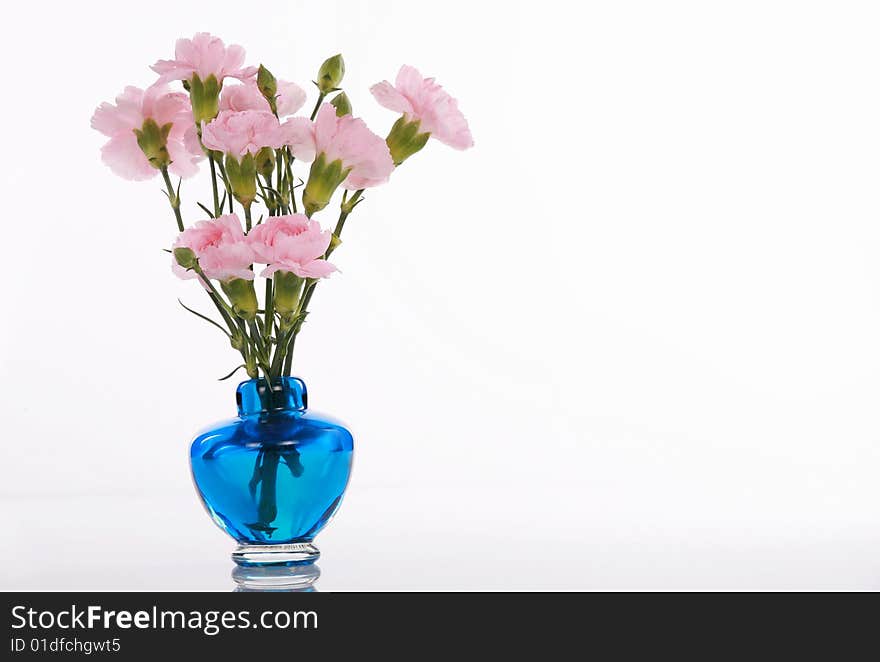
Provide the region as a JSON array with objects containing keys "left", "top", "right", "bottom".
[{"left": 189, "top": 377, "right": 354, "bottom": 566}]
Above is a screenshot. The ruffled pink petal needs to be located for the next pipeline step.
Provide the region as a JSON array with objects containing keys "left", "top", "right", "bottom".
[
  {"left": 151, "top": 60, "right": 194, "bottom": 83},
  {"left": 223, "top": 43, "right": 246, "bottom": 70},
  {"left": 183, "top": 124, "right": 203, "bottom": 156},
  {"left": 312, "top": 103, "right": 339, "bottom": 153},
  {"left": 100, "top": 133, "right": 156, "bottom": 181},
  {"left": 167, "top": 136, "right": 201, "bottom": 179},
  {"left": 344, "top": 168, "right": 391, "bottom": 190},
  {"left": 395, "top": 65, "right": 426, "bottom": 99},
  {"left": 369, "top": 81, "right": 413, "bottom": 114},
  {"left": 281, "top": 117, "right": 317, "bottom": 161},
  {"left": 291, "top": 258, "right": 337, "bottom": 278},
  {"left": 228, "top": 65, "right": 258, "bottom": 81},
  {"left": 201, "top": 110, "right": 282, "bottom": 157},
  {"left": 150, "top": 89, "right": 191, "bottom": 126},
  {"left": 90, "top": 102, "right": 131, "bottom": 136},
  {"left": 276, "top": 80, "right": 307, "bottom": 116}
]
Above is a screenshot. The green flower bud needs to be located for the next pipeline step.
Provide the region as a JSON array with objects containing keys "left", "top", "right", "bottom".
[
  {"left": 173, "top": 246, "right": 198, "bottom": 270},
  {"left": 225, "top": 153, "right": 258, "bottom": 206},
  {"left": 134, "top": 118, "right": 173, "bottom": 170},
  {"left": 386, "top": 116, "right": 430, "bottom": 166},
  {"left": 273, "top": 270, "right": 304, "bottom": 319},
  {"left": 330, "top": 92, "right": 352, "bottom": 117},
  {"left": 255, "top": 146, "right": 276, "bottom": 179},
  {"left": 221, "top": 278, "right": 259, "bottom": 320},
  {"left": 316, "top": 54, "right": 345, "bottom": 94},
  {"left": 188, "top": 73, "right": 222, "bottom": 125},
  {"left": 301, "top": 153, "right": 351, "bottom": 217},
  {"left": 257, "top": 65, "right": 278, "bottom": 114}
]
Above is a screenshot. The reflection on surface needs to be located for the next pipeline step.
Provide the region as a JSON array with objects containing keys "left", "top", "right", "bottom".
[{"left": 231, "top": 563, "right": 321, "bottom": 592}]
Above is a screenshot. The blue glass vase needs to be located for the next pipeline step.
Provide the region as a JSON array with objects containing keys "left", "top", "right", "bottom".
[{"left": 189, "top": 377, "right": 354, "bottom": 567}]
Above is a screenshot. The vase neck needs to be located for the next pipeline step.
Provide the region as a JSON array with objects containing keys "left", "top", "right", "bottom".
[{"left": 236, "top": 377, "right": 308, "bottom": 417}]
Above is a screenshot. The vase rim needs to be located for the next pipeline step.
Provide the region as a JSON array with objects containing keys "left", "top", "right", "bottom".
[{"left": 236, "top": 376, "right": 308, "bottom": 417}]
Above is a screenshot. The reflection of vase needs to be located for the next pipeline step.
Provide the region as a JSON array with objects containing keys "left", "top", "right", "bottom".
[{"left": 190, "top": 377, "right": 354, "bottom": 566}]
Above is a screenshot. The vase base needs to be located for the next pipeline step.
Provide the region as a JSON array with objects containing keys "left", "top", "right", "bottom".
[
  {"left": 232, "top": 542, "right": 320, "bottom": 567},
  {"left": 232, "top": 563, "right": 321, "bottom": 591}
]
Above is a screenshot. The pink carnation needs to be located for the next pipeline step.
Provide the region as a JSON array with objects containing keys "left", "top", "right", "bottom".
[
  {"left": 91, "top": 83, "right": 202, "bottom": 180},
  {"left": 220, "top": 80, "right": 307, "bottom": 117},
  {"left": 370, "top": 65, "right": 473, "bottom": 150},
  {"left": 247, "top": 214, "right": 336, "bottom": 278},
  {"left": 172, "top": 213, "right": 255, "bottom": 282},
  {"left": 282, "top": 104, "right": 394, "bottom": 189},
  {"left": 201, "top": 110, "right": 284, "bottom": 157},
  {"left": 152, "top": 32, "right": 257, "bottom": 84}
]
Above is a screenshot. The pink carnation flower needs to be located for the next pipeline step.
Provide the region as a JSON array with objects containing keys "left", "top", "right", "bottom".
[
  {"left": 201, "top": 110, "right": 284, "bottom": 158},
  {"left": 91, "top": 83, "right": 202, "bottom": 180},
  {"left": 172, "top": 214, "right": 255, "bottom": 282},
  {"left": 220, "top": 80, "right": 307, "bottom": 117},
  {"left": 152, "top": 32, "right": 257, "bottom": 84},
  {"left": 282, "top": 104, "right": 394, "bottom": 189},
  {"left": 247, "top": 214, "right": 336, "bottom": 278},
  {"left": 371, "top": 65, "right": 473, "bottom": 150}
]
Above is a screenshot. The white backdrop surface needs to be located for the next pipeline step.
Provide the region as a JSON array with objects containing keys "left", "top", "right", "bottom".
[{"left": 2, "top": 0, "right": 880, "bottom": 590}]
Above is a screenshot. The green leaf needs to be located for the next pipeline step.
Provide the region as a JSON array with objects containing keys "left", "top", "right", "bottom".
[
  {"left": 177, "top": 298, "right": 231, "bottom": 337},
  {"left": 218, "top": 364, "right": 247, "bottom": 381},
  {"left": 197, "top": 202, "right": 215, "bottom": 218}
]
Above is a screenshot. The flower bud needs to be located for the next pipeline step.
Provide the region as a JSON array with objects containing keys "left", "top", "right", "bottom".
[
  {"left": 316, "top": 54, "right": 345, "bottom": 94},
  {"left": 224, "top": 153, "right": 258, "bottom": 206},
  {"left": 255, "top": 146, "right": 276, "bottom": 179},
  {"left": 386, "top": 115, "right": 430, "bottom": 166},
  {"left": 273, "top": 270, "right": 304, "bottom": 319},
  {"left": 188, "top": 74, "right": 222, "bottom": 125},
  {"left": 330, "top": 92, "right": 352, "bottom": 117},
  {"left": 134, "top": 118, "right": 173, "bottom": 170},
  {"left": 173, "top": 246, "right": 198, "bottom": 270},
  {"left": 221, "top": 278, "right": 259, "bottom": 320},
  {"left": 257, "top": 65, "right": 278, "bottom": 114},
  {"left": 301, "top": 153, "right": 351, "bottom": 217}
]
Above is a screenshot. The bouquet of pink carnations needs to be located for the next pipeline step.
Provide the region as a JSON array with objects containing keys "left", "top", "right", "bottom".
[{"left": 92, "top": 33, "right": 472, "bottom": 381}]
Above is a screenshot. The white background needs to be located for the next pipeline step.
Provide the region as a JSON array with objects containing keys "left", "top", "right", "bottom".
[{"left": 2, "top": 0, "right": 880, "bottom": 590}]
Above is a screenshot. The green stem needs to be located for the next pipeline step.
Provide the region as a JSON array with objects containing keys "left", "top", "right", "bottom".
[
  {"left": 286, "top": 148, "right": 297, "bottom": 214},
  {"left": 160, "top": 167, "right": 184, "bottom": 232},
  {"left": 310, "top": 93, "right": 326, "bottom": 121},
  {"left": 264, "top": 277, "right": 275, "bottom": 359},
  {"left": 244, "top": 204, "right": 253, "bottom": 232},
  {"left": 216, "top": 161, "right": 234, "bottom": 213},
  {"left": 262, "top": 174, "right": 277, "bottom": 216},
  {"left": 274, "top": 149, "right": 286, "bottom": 215},
  {"left": 208, "top": 155, "right": 221, "bottom": 217}
]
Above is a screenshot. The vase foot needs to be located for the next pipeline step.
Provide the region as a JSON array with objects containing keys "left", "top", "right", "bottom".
[
  {"left": 232, "top": 563, "right": 321, "bottom": 591},
  {"left": 232, "top": 542, "right": 320, "bottom": 567}
]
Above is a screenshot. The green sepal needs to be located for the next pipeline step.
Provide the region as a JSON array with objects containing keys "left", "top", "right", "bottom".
[
  {"left": 225, "top": 153, "right": 258, "bottom": 206},
  {"left": 386, "top": 116, "right": 430, "bottom": 166},
  {"left": 255, "top": 146, "right": 276, "bottom": 179},
  {"left": 273, "top": 271, "right": 304, "bottom": 319},
  {"left": 189, "top": 73, "right": 222, "bottom": 124},
  {"left": 302, "top": 153, "right": 351, "bottom": 217},
  {"left": 221, "top": 278, "right": 259, "bottom": 320},
  {"left": 134, "top": 118, "right": 173, "bottom": 170}
]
